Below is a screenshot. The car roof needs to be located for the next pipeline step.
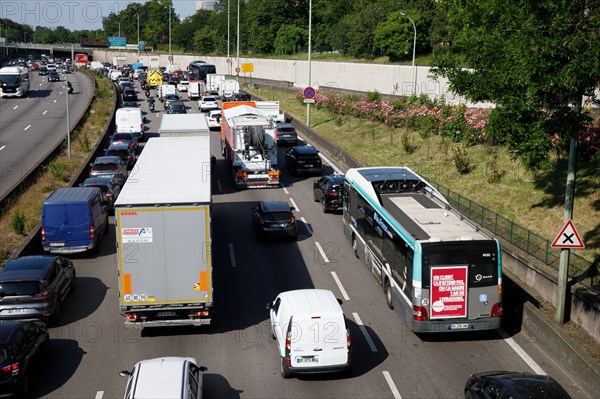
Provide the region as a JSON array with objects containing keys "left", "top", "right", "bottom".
[
  {"left": 132, "top": 357, "right": 197, "bottom": 398},
  {"left": 3, "top": 256, "right": 55, "bottom": 272},
  {"left": 324, "top": 175, "right": 345, "bottom": 184},
  {"left": 0, "top": 321, "right": 33, "bottom": 343},
  {"left": 276, "top": 123, "right": 294, "bottom": 129},
  {"left": 0, "top": 268, "right": 46, "bottom": 282},
  {"left": 94, "top": 156, "right": 122, "bottom": 164},
  {"left": 84, "top": 176, "right": 113, "bottom": 185},
  {"left": 123, "top": 88, "right": 136, "bottom": 92},
  {"left": 260, "top": 201, "right": 292, "bottom": 213},
  {"left": 483, "top": 372, "right": 571, "bottom": 397},
  {"left": 293, "top": 146, "right": 318, "bottom": 155}
]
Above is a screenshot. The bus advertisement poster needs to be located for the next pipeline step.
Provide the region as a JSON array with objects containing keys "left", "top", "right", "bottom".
[{"left": 430, "top": 266, "right": 468, "bottom": 319}]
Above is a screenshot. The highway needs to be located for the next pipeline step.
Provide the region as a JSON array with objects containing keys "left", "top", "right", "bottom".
[
  {"left": 25, "top": 86, "right": 590, "bottom": 398},
  {"left": 0, "top": 69, "right": 93, "bottom": 199}
]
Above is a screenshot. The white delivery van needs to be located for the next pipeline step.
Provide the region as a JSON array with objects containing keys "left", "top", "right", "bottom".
[
  {"left": 158, "top": 84, "right": 176, "bottom": 101},
  {"left": 115, "top": 107, "right": 144, "bottom": 139},
  {"left": 266, "top": 289, "right": 352, "bottom": 378}
]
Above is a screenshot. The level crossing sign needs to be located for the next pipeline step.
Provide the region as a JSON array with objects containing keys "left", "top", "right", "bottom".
[{"left": 551, "top": 220, "right": 585, "bottom": 249}]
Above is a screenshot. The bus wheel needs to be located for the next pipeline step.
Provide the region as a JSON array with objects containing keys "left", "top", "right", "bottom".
[
  {"left": 352, "top": 236, "right": 359, "bottom": 258},
  {"left": 385, "top": 281, "right": 394, "bottom": 309}
]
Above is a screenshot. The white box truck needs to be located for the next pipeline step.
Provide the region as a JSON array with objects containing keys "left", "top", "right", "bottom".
[
  {"left": 158, "top": 114, "right": 210, "bottom": 137},
  {"left": 206, "top": 73, "right": 225, "bottom": 95},
  {"left": 219, "top": 79, "right": 240, "bottom": 101},
  {"left": 255, "top": 101, "right": 285, "bottom": 123},
  {"left": 115, "top": 136, "right": 213, "bottom": 327}
]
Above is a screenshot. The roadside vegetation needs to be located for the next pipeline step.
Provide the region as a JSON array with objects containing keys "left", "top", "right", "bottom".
[{"left": 0, "top": 70, "right": 114, "bottom": 261}]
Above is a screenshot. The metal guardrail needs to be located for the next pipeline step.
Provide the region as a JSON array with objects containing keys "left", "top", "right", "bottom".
[{"left": 428, "top": 181, "right": 599, "bottom": 292}]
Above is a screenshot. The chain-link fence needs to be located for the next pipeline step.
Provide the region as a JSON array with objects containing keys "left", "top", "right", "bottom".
[{"left": 428, "top": 182, "right": 599, "bottom": 293}]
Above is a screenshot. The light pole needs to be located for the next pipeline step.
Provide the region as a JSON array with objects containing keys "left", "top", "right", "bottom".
[
  {"left": 236, "top": 0, "right": 240, "bottom": 81},
  {"left": 400, "top": 12, "right": 417, "bottom": 95},
  {"left": 65, "top": 69, "right": 71, "bottom": 159},
  {"left": 306, "top": 0, "right": 312, "bottom": 126},
  {"left": 227, "top": 0, "right": 231, "bottom": 75},
  {"left": 118, "top": 22, "right": 121, "bottom": 54},
  {"left": 137, "top": 13, "right": 140, "bottom": 57},
  {"left": 168, "top": 6, "right": 172, "bottom": 57}
]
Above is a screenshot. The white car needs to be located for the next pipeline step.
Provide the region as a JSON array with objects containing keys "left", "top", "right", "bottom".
[
  {"left": 198, "top": 96, "right": 219, "bottom": 112},
  {"left": 177, "top": 80, "right": 189, "bottom": 92},
  {"left": 120, "top": 357, "right": 207, "bottom": 399},
  {"left": 207, "top": 110, "right": 222, "bottom": 130}
]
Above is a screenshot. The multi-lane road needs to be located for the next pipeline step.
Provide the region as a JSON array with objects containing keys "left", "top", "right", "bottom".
[
  {"left": 9, "top": 81, "right": 591, "bottom": 398},
  {"left": 0, "top": 69, "right": 93, "bottom": 199}
]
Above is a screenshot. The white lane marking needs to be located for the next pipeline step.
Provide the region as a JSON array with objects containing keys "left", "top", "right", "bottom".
[
  {"left": 282, "top": 186, "right": 289, "bottom": 195},
  {"left": 228, "top": 243, "right": 237, "bottom": 268},
  {"left": 289, "top": 197, "right": 299, "bottom": 213},
  {"left": 53, "top": 99, "right": 57, "bottom": 103},
  {"left": 301, "top": 217, "right": 312, "bottom": 235},
  {"left": 95, "top": 392, "right": 104, "bottom": 399},
  {"left": 382, "top": 371, "right": 402, "bottom": 399},
  {"left": 314, "top": 241, "right": 330, "bottom": 263},
  {"left": 12, "top": 105, "right": 18, "bottom": 110},
  {"left": 217, "top": 179, "right": 222, "bottom": 193},
  {"left": 0, "top": 146, "right": 5, "bottom": 151},
  {"left": 331, "top": 271, "right": 350, "bottom": 301},
  {"left": 319, "top": 153, "right": 342, "bottom": 174},
  {"left": 24, "top": 125, "right": 31, "bottom": 131},
  {"left": 353, "top": 312, "right": 377, "bottom": 352},
  {"left": 499, "top": 329, "right": 546, "bottom": 374},
  {"left": 42, "top": 110, "right": 48, "bottom": 115}
]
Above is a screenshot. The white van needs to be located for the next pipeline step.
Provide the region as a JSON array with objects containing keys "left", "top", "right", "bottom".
[
  {"left": 115, "top": 108, "right": 144, "bottom": 139},
  {"left": 266, "top": 289, "right": 351, "bottom": 378},
  {"left": 158, "top": 84, "right": 176, "bottom": 101}
]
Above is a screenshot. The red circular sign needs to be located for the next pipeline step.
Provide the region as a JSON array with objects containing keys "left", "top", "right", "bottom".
[
  {"left": 235, "top": 67, "right": 241, "bottom": 73},
  {"left": 303, "top": 86, "right": 316, "bottom": 99}
]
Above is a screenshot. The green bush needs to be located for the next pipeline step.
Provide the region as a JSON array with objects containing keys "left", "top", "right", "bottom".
[
  {"left": 402, "top": 132, "right": 417, "bottom": 154},
  {"left": 11, "top": 210, "right": 26, "bottom": 235},
  {"left": 453, "top": 145, "right": 474, "bottom": 174},
  {"left": 47, "top": 162, "right": 72, "bottom": 183},
  {"left": 366, "top": 90, "right": 381, "bottom": 103}
]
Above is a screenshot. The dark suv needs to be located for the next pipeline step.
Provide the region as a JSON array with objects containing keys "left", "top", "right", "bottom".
[
  {"left": 0, "top": 320, "right": 49, "bottom": 397},
  {"left": 251, "top": 201, "right": 297, "bottom": 241},
  {"left": 0, "top": 256, "right": 76, "bottom": 321},
  {"left": 285, "top": 146, "right": 323, "bottom": 175},
  {"left": 313, "top": 174, "right": 345, "bottom": 213}
]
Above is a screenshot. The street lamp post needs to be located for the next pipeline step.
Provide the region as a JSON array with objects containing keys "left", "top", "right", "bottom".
[
  {"left": 400, "top": 12, "right": 417, "bottom": 95},
  {"left": 137, "top": 13, "right": 140, "bottom": 57},
  {"left": 169, "top": 6, "right": 172, "bottom": 57},
  {"left": 236, "top": 0, "right": 240, "bottom": 81},
  {"left": 227, "top": 0, "right": 231, "bottom": 75},
  {"left": 306, "top": 0, "right": 312, "bottom": 126}
]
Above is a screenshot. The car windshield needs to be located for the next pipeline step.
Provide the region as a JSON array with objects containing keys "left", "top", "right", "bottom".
[
  {"left": 265, "top": 212, "right": 292, "bottom": 223},
  {"left": 0, "top": 281, "right": 41, "bottom": 296}
]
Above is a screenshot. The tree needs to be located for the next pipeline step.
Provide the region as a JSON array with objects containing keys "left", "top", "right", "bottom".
[
  {"left": 432, "top": 0, "right": 600, "bottom": 169},
  {"left": 374, "top": 11, "right": 422, "bottom": 62},
  {"left": 193, "top": 27, "right": 218, "bottom": 54},
  {"left": 274, "top": 25, "right": 306, "bottom": 55}
]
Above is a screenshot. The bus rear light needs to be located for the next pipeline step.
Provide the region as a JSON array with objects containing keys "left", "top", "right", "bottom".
[
  {"left": 413, "top": 305, "right": 428, "bottom": 321},
  {"left": 491, "top": 302, "right": 503, "bottom": 317}
]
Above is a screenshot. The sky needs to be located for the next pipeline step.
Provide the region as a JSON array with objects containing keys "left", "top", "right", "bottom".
[{"left": 1, "top": 0, "right": 199, "bottom": 31}]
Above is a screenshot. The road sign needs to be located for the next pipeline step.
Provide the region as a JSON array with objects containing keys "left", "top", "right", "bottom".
[
  {"left": 235, "top": 67, "right": 241, "bottom": 74},
  {"left": 226, "top": 58, "right": 232, "bottom": 64},
  {"left": 303, "top": 86, "right": 316, "bottom": 100},
  {"left": 147, "top": 70, "right": 163, "bottom": 87},
  {"left": 241, "top": 63, "right": 254, "bottom": 73},
  {"left": 552, "top": 220, "right": 585, "bottom": 249},
  {"left": 108, "top": 36, "right": 126, "bottom": 48},
  {"left": 168, "top": 55, "right": 174, "bottom": 63},
  {"left": 303, "top": 99, "right": 315, "bottom": 104}
]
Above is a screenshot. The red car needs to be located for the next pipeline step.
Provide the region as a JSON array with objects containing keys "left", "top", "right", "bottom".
[{"left": 30, "top": 64, "right": 39, "bottom": 71}]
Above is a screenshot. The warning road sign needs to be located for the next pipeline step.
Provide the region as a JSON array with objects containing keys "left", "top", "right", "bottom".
[
  {"left": 552, "top": 220, "right": 585, "bottom": 249},
  {"left": 147, "top": 70, "right": 163, "bottom": 87}
]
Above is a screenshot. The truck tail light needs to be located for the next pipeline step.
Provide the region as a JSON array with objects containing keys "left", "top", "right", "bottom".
[
  {"left": 41, "top": 227, "right": 45, "bottom": 241},
  {"left": 268, "top": 171, "right": 279, "bottom": 178},
  {"left": 90, "top": 225, "right": 96, "bottom": 239},
  {"left": 126, "top": 313, "right": 139, "bottom": 321},
  {"left": 235, "top": 171, "right": 246, "bottom": 180},
  {"left": 413, "top": 305, "right": 428, "bottom": 321},
  {"left": 491, "top": 302, "right": 503, "bottom": 317}
]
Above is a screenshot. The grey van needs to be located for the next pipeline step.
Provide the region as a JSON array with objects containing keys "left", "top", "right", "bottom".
[{"left": 41, "top": 187, "right": 109, "bottom": 254}]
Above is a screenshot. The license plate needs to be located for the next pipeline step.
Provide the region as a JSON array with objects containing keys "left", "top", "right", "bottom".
[
  {"left": 450, "top": 323, "right": 469, "bottom": 330},
  {"left": 305, "top": 164, "right": 313, "bottom": 167},
  {"left": 296, "top": 356, "right": 317, "bottom": 364},
  {"left": 7, "top": 309, "right": 28, "bottom": 314},
  {"left": 50, "top": 242, "right": 65, "bottom": 247},
  {"left": 156, "top": 311, "right": 176, "bottom": 317}
]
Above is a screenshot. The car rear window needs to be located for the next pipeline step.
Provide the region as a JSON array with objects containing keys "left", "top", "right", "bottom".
[
  {"left": 113, "top": 134, "right": 133, "bottom": 141},
  {"left": 278, "top": 127, "right": 296, "bottom": 134},
  {"left": 298, "top": 154, "right": 320, "bottom": 160},
  {"left": 85, "top": 184, "right": 109, "bottom": 193},
  {"left": 0, "top": 281, "right": 41, "bottom": 296},
  {"left": 203, "top": 97, "right": 216, "bottom": 102},
  {"left": 94, "top": 164, "right": 118, "bottom": 171},
  {"left": 106, "top": 149, "right": 130, "bottom": 159},
  {"left": 265, "top": 212, "right": 292, "bottom": 223},
  {"left": 0, "top": 346, "right": 11, "bottom": 367}
]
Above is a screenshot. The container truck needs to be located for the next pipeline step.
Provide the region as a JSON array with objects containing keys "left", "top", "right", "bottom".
[
  {"left": 220, "top": 102, "right": 280, "bottom": 188},
  {"left": 158, "top": 114, "right": 210, "bottom": 137},
  {"left": 255, "top": 101, "right": 285, "bottom": 123},
  {"left": 115, "top": 136, "right": 213, "bottom": 327},
  {"left": 206, "top": 74, "right": 225, "bottom": 95},
  {"left": 219, "top": 79, "right": 240, "bottom": 101}
]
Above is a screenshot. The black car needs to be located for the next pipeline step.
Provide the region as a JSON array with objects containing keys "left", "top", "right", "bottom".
[
  {"left": 82, "top": 176, "right": 123, "bottom": 211},
  {"left": 122, "top": 88, "right": 138, "bottom": 102},
  {"left": 110, "top": 132, "right": 139, "bottom": 152},
  {"left": 0, "top": 320, "right": 49, "bottom": 397},
  {"left": 47, "top": 71, "right": 60, "bottom": 82},
  {"left": 38, "top": 66, "right": 48, "bottom": 76},
  {"left": 464, "top": 371, "right": 572, "bottom": 399},
  {"left": 285, "top": 146, "right": 323, "bottom": 175},
  {"left": 230, "top": 92, "right": 251, "bottom": 101},
  {"left": 167, "top": 101, "right": 187, "bottom": 114},
  {"left": 105, "top": 142, "right": 136, "bottom": 169},
  {"left": 251, "top": 201, "right": 297, "bottom": 241},
  {"left": 313, "top": 174, "right": 345, "bottom": 213},
  {"left": 0, "top": 255, "right": 76, "bottom": 322}
]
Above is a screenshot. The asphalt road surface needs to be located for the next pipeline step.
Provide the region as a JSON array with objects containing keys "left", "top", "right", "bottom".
[
  {"left": 0, "top": 69, "right": 93, "bottom": 199},
  {"left": 23, "top": 84, "right": 591, "bottom": 399}
]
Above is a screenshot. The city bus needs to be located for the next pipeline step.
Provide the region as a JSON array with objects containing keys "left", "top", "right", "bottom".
[
  {"left": 0, "top": 66, "right": 30, "bottom": 98},
  {"left": 188, "top": 61, "right": 216, "bottom": 82},
  {"left": 343, "top": 167, "right": 502, "bottom": 333}
]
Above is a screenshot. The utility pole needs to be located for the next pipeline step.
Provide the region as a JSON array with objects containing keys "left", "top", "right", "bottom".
[{"left": 306, "top": 0, "right": 312, "bottom": 126}]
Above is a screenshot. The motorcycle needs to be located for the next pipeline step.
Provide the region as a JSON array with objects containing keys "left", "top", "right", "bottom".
[
  {"left": 67, "top": 83, "right": 73, "bottom": 94},
  {"left": 145, "top": 89, "right": 150, "bottom": 97},
  {"left": 148, "top": 98, "right": 155, "bottom": 112}
]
